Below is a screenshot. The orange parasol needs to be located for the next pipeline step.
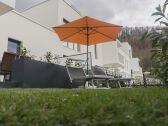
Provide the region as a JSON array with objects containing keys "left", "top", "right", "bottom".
[{"left": 53, "top": 16, "right": 122, "bottom": 74}]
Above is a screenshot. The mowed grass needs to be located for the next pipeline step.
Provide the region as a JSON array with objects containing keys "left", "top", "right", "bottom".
[{"left": 0, "top": 88, "right": 168, "bottom": 126}]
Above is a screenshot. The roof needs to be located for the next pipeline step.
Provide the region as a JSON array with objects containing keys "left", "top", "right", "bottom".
[
  {"left": 17, "top": 0, "right": 82, "bottom": 17},
  {"left": 62, "top": 0, "right": 82, "bottom": 17},
  {"left": 15, "top": 0, "right": 48, "bottom": 12}
]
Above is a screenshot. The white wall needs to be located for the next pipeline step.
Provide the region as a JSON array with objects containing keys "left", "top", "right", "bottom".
[
  {"left": 120, "top": 42, "right": 132, "bottom": 77},
  {"left": 21, "top": 0, "right": 90, "bottom": 57},
  {"left": 101, "top": 40, "right": 126, "bottom": 68},
  {"left": 131, "top": 58, "right": 140, "bottom": 72},
  {"left": 22, "top": 0, "right": 83, "bottom": 28},
  {"left": 0, "top": 11, "right": 78, "bottom": 60},
  {"left": 131, "top": 58, "right": 143, "bottom": 78},
  {"left": 57, "top": 0, "right": 82, "bottom": 25},
  {"left": 22, "top": 0, "right": 59, "bottom": 28}
]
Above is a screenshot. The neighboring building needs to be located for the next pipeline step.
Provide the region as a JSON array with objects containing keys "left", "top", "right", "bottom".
[
  {"left": 101, "top": 40, "right": 135, "bottom": 78},
  {"left": 131, "top": 58, "right": 143, "bottom": 82},
  {"left": 0, "top": 0, "right": 143, "bottom": 81}
]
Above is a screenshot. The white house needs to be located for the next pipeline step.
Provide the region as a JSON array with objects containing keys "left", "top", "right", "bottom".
[
  {"left": 100, "top": 40, "right": 142, "bottom": 78},
  {"left": 0, "top": 0, "right": 143, "bottom": 81},
  {"left": 0, "top": 0, "right": 82, "bottom": 61},
  {"left": 131, "top": 58, "right": 143, "bottom": 80}
]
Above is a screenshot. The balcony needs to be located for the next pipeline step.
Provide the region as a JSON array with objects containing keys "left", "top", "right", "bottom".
[{"left": 0, "top": 0, "right": 15, "bottom": 16}]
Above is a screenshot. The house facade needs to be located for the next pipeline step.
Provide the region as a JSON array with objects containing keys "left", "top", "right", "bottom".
[
  {"left": 131, "top": 58, "right": 143, "bottom": 82},
  {"left": 0, "top": 0, "right": 143, "bottom": 81},
  {"left": 100, "top": 40, "right": 143, "bottom": 78}
]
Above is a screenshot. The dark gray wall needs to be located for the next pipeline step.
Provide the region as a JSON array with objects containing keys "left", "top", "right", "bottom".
[{"left": 11, "top": 58, "right": 71, "bottom": 88}]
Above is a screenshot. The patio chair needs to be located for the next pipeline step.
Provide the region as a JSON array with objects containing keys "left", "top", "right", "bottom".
[
  {"left": 87, "top": 66, "right": 111, "bottom": 88},
  {"left": 104, "top": 70, "right": 122, "bottom": 88},
  {"left": 108, "top": 78, "right": 121, "bottom": 88},
  {"left": 108, "top": 77, "right": 133, "bottom": 88},
  {"left": 89, "top": 66, "right": 132, "bottom": 88},
  {"left": 106, "top": 70, "right": 115, "bottom": 77},
  {"left": 66, "top": 66, "right": 92, "bottom": 88},
  {"left": 118, "top": 78, "right": 133, "bottom": 88},
  {"left": 0, "top": 52, "right": 17, "bottom": 81}
]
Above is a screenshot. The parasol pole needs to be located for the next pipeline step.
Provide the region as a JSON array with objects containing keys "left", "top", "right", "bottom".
[{"left": 86, "top": 26, "right": 89, "bottom": 75}]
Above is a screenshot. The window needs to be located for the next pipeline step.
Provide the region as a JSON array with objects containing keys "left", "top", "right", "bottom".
[
  {"left": 63, "top": 42, "right": 68, "bottom": 47},
  {"left": 63, "top": 18, "right": 69, "bottom": 24},
  {"left": 77, "top": 44, "right": 81, "bottom": 52},
  {"left": 95, "top": 44, "right": 98, "bottom": 59},
  {"left": 68, "top": 43, "right": 74, "bottom": 49},
  {"left": 63, "top": 18, "right": 69, "bottom": 48},
  {"left": 74, "top": 43, "right": 78, "bottom": 51},
  {"left": 7, "top": 38, "right": 21, "bottom": 54}
]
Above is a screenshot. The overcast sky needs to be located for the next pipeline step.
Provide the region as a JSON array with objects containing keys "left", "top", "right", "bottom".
[{"left": 15, "top": 0, "right": 166, "bottom": 27}]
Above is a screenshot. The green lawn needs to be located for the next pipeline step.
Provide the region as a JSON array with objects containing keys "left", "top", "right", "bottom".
[{"left": 0, "top": 88, "right": 168, "bottom": 126}]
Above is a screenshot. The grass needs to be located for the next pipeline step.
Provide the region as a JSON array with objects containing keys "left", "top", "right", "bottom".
[{"left": 0, "top": 88, "right": 168, "bottom": 126}]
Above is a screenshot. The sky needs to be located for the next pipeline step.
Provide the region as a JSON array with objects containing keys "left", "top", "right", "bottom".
[{"left": 15, "top": 0, "right": 166, "bottom": 27}]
